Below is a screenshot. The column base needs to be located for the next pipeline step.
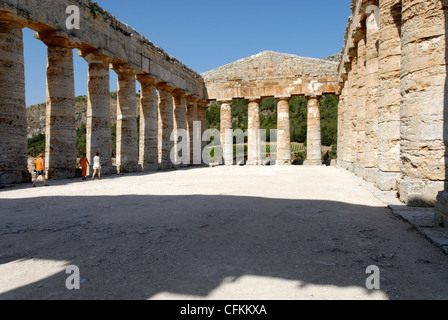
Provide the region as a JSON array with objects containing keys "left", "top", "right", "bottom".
[
  {"left": 435, "top": 191, "right": 448, "bottom": 228},
  {"left": 277, "top": 160, "right": 292, "bottom": 166},
  {"left": 117, "top": 164, "right": 138, "bottom": 174},
  {"left": 363, "top": 167, "right": 378, "bottom": 184},
  {"left": 47, "top": 168, "right": 76, "bottom": 180},
  {"left": 353, "top": 164, "right": 365, "bottom": 177},
  {"left": 159, "top": 163, "right": 174, "bottom": 170},
  {"left": 247, "top": 160, "right": 262, "bottom": 166},
  {"left": 398, "top": 177, "right": 446, "bottom": 207},
  {"left": 304, "top": 160, "right": 323, "bottom": 166},
  {"left": 375, "top": 171, "right": 400, "bottom": 191},
  {"left": 139, "top": 163, "right": 159, "bottom": 172}
]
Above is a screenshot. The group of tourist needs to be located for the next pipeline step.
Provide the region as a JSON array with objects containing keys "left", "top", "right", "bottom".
[{"left": 0, "top": 152, "right": 102, "bottom": 189}]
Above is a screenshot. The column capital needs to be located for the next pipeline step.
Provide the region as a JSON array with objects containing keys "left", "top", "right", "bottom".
[
  {"left": 275, "top": 95, "right": 291, "bottom": 102},
  {"left": 156, "top": 82, "right": 175, "bottom": 93},
  {"left": 172, "top": 88, "right": 187, "bottom": 99},
  {"left": 245, "top": 97, "right": 262, "bottom": 103},
  {"left": 305, "top": 93, "right": 322, "bottom": 100},
  {"left": 217, "top": 98, "right": 233, "bottom": 105},
  {"left": 112, "top": 63, "right": 136, "bottom": 75},
  {"left": 136, "top": 74, "right": 159, "bottom": 85},
  {"left": 197, "top": 100, "right": 209, "bottom": 108},
  {"left": 78, "top": 49, "right": 112, "bottom": 64},
  {"left": 0, "top": 12, "right": 27, "bottom": 28},
  {"left": 35, "top": 31, "right": 80, "bottom": 49}
]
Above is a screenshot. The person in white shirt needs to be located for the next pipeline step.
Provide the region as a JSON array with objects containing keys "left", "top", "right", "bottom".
[{"left": 92, "top": 152, "right": 101, "bottom": 181}]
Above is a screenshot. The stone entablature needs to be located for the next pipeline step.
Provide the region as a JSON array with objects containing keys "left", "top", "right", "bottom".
[
  {"left": 203, "top": 51, "right": 339, "bottom": 100},
  {"left": 0, "top": 0, "right": 206, "bottom": 99}
]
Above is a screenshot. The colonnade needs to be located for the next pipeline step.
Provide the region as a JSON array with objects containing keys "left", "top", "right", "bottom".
[
  {"left": 0, "top": 20, "right": 207, "bottom": 183},
  {"left": 217, "top": 94, "right": 323, "bottom": 166}
]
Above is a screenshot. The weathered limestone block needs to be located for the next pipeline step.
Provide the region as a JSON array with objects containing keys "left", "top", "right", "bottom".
[
  {"left": 0, "top": 19, "right": 28, "bottom": 184},
  {"left": 137, "top": 75, "right": 158, "bottom": 171},
  {"left": 44, "top": 38, "right": 77, "bottom": 180},
  {"left": 115, "top": 65, "right": 138, "bottom": 173},
  {"left": 173, "top": 91, "right": 188, "bottom": 167},
  {"left": 220, "top": 100, "right": 233, "bottom": 166},
  {"left": 247, "top": 98, "right": 261, "bottom": 166},
  {"left": 158, "top": 84, "right": 175, "bottom": 170},
  {"left": 86, "top": 60, "right": 114, "bottom": 176},
  {"left": 364, "top": 10, "right": 379, "bottom": 182},
  {"left": 435, "top": 191, "right": 448, "bottom": 228},
  {"left": 276, "top": 96, "right": 292, "bottom": 165},
  {"left": 398, "top": 0, "right": 448, "bottom": 205},
  {"left": 376, "top": 0, "right": 402, "bottom": 191},
  {"left": 304, "top": 95, "right": 322, "bottom": 166}
]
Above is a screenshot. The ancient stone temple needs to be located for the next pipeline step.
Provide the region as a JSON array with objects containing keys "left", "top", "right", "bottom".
[
  {"left": 0, "top": 0, "right": 207, "bottom": 183},
  {"left": 202, "top": 51, "right": 339, "bottom": 166},
  {"left": 337, "top": 0, "right": 448, "bottom": 226}
]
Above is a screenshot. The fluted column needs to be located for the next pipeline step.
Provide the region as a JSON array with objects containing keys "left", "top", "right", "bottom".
[
  {"left": 400, "top": 0, "right": 447, "bottom": 206},
  {"left": 247, "top": 98, "right": 261, "bottom": 166},
  {"left": 276, "top": 95, "right": 291, "bottom": 165},
  {"left": 39, "top": 33, "right": 76, "bottom": 179},
  {"left": 83, "top": 55, "right": 114, "bottom": 176},
  {"left": 364, "top": 9, "right": 380, "bottom": 183},
  {"left": 114, "top": 64, "right": 138, "bottom": 173},
  {"left": 173, "top": 90, "right": 188, "bottom": 167},
  {"left": 186, "top": 97, "right": 198, "bottom": 166},
  {"left": 376, "top": 0, "right": 402, "bottom": 191},
  {"left": 197, "top": 101, "right": 208, "bottom": 166},
  {"left": 355, "top": 28, "right": 367, "bottom": 176},
  {"left": 219, "top": 99, "right": 233, "bottom": 166},
  {"left": 304, "top": 95, "right": 322, "bottom": 166},
  {"left": 137, "top": 75, "right": 158, "bottom": 171},
  {"left": 0, "top": 18, "right": 27, "bottom": 184},
  {"left": 157, "top": 84, "right": 175, "bottom": 170}
]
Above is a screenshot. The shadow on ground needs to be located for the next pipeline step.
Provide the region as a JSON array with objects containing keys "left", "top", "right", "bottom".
[{"left": 0, "top": 193, "right": 447, "bottom": 300}]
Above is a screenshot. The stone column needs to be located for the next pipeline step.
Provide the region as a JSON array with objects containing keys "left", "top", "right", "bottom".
[
  {"left": 0, "top": 18, "right": 28, "bottom": 184},
  {"left": 197, "top": 100, "right": 209, "bottom": 166},
  {"left": 355, "top": 28, "right": 367, "bottom": 177},
  {"left": 137, "top": 75, "right": 158, "bottom": 171},
  {"left": 173, "top": 90, "right": 188, "bottom": 167},
  {"left": 219, "top": 99, "right": 233, "bottom": 166},
  {"left": 186, "top": 97, "right": 198, "bottom": 166},
  {"left": 364, "top": 9, "right": 380, "bottom": 183},
  {"left": 304, "top": 95, "right": 322, "bottom": 166},
  {"left": 83, "top": 55, "right": 114, "bottom": 176},
  {"left": 399, "top": 0, "right": 447, "bottom": 206},
  {"left": 375, "top": 0, "right": 402, "bottom": 191},
  {"left": 276, "top": 95, "right": 292, "bottom": 165},
  {"left": 247, "top": 97, "right": 261, "bottom": 166},
  {"left": 157, "top": 84, "right": 175, "bottom": 170},
  {"left": 39, "top": 33, "right": 77, "bottom": 179},
  {"left": 113, "top": 64, "right": 138, "bottom": 173}
]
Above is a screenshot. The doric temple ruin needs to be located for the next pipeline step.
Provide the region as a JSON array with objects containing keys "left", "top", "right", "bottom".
[
  {"left": 0, "top": 0, "right": 208, "bottom": 182},
  {"left": 1, "top": 0, "right": 448, "bottom": 227},
  {"left": 203, "top": 51, "right": 339, "bottom": 166},
  {"left": 337, "top": 0, "right": 448, "bottom": 226}
]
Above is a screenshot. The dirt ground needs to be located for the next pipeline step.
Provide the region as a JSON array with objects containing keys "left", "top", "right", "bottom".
[{"left": 0, "top": 166, "right": 447, "bottom": 300}]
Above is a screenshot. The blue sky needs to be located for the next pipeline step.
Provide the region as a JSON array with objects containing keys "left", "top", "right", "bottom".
[{"left": 23, "top": 0, "right": 351, "bottom": 106}]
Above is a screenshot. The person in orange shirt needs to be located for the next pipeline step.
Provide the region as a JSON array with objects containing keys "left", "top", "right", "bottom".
[
  {"left": 32, "top": 154, "right": 49, "bottom": 187},
  {"left": 80, "top": 153, "right": 90, "bottom": 181}
]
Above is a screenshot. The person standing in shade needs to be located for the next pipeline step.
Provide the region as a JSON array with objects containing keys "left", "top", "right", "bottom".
[
  {"left": 32, "top": 154, "right": 49, "bottom": 187},
  {"left": 80, "top": 153, "right": 90, "bottom": 181},
  {"left": 92, "top": 152, "right": 101, "bottom": 181},
  {"left": 0, "top": 164, "right": 6, "bottom": 189}
]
